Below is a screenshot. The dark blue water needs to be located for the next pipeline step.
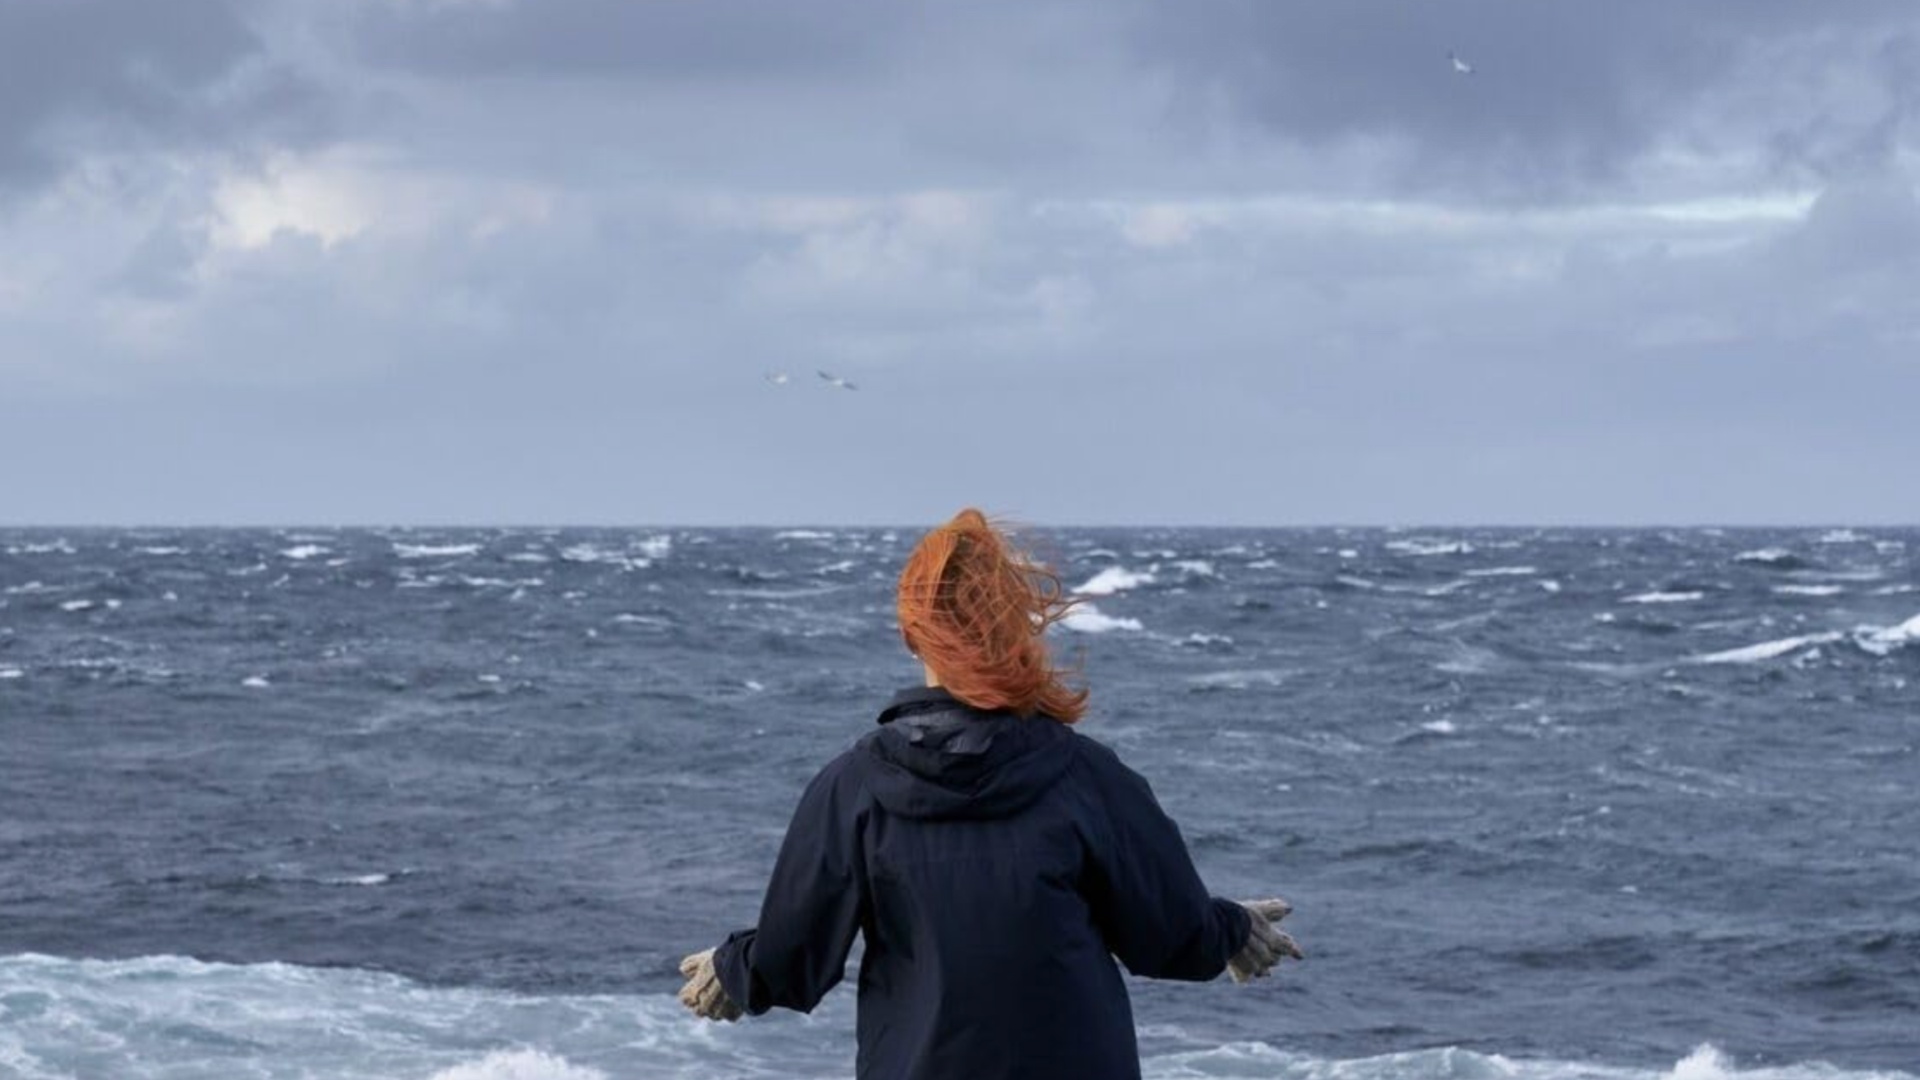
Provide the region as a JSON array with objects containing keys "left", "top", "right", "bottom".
[{"left": 2, "top": 526, "right": 1915, "bottom": 1080}]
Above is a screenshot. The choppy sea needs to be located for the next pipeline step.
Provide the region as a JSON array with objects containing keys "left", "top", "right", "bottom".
[{"left": 2, "top": 525, "right": 1915, "bottom": 1080}]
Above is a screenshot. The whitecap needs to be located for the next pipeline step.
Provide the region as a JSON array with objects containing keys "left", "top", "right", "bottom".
[
  {"left": 774, "top": 529, "right": 833, "bottom": 540},
  {"left": 281, "top": 544, "right": 328, "bottom": 560},
  {"left": 135, "top": 545, "right": 187, "bottom": 556},
  {"left": 1464, "top": 565, "right": 1537, "bottom": 577},
  {"left": 1871, "top": 583, "right": 1917, "bottom": 595},
  {"left": 394, "top": 543, "right": 482, "bottom": 559},
  {"left": 58, "top": 599, "right": 94, "bottom": 612},
  {"left": 1538, "top": 580, "right": 1562, "bottom": 592},
  {"left": 0, "top": 668, "right": 22, "bottom": 680},
  {"left": 1385, "top": 538, "right": 1474, "bottom": 556},
  {"left": 1073, "top": 566, "right": 1156, "bottom": 596},
  {"left": 814, "top": 559, "right": 857, "bottom": 575},
  {"left": 633, "top": 533, "right": 673, "bottom": 560},
  {"left": 1687, "top": 632, "right": 1844, "bottom": 665},
  {"left": 1625, "top": 591, "right": 1704, "bottom": 604},
  {"left": 1854, "top": 612, "right": 1920, "bottom": 657},
  {"left": 1185, "top": 669, "right": 1291, "bottom": 690},
  {"left": 241, "top": 675, "right": 272, "bottom": 688},
  {"left": 430, "top": 1050, "right": 608, "bottom": 1080},
  {"left": 1772, "top": 584, "right": 1843, "bottom": 597},
  {"left": 560, "top": 544, "right": 648, "bottom": 570},
  {"left": 1816, "top": 528, "right": 1866, "bottom": 544},
  {"left": 1733, "top": 547, "right": 1797, "bottom": 565},
  {"left": 1419, "top": 719, "right": 1458, "bottom": 734},
  {"left": 1337, "top": 548, "right": 1359, "bottom": 558},
  {"left": 505, "top": 552, "right": 551, "bottom": 563},
  {"left": 1176, "top": 631, "right": 1234, "bottom": 648},
  {"left": 1060, "top": 603, "right": 1143, "bottom": 633},
  {"left": 1169, "top": 559, "right": 1216, "bottom": 578},
  {"left": 1245, "top": 558, "right": 1279, "bottom": 569}
]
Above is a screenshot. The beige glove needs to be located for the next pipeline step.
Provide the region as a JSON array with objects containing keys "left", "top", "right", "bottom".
[
  {"left": 677, "top": 948, "right": 744, "bottom": 1021},
  {"left": 1226, "top": 897, "right": 1303, "bottom": 984}
]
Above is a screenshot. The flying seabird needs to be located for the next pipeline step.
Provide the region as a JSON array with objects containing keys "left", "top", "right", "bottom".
[
  {"left": 764, "top": 372, "right": 790, "bottom": 385},
  {"left": 816, "top": 370, "right": 858, "bottom": 391},
  {"left": 1449, "top": 51, "right": 1474, "bottom": 76}
]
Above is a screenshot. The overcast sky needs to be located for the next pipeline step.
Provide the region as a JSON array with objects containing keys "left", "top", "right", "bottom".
[{"left": 2, "top": 0, "right": 1916, "bottom": 526}]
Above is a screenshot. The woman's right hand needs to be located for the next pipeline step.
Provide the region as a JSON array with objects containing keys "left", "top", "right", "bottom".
[{"left": 1227, "top": 897, "right": 1302, "bottom": 984}]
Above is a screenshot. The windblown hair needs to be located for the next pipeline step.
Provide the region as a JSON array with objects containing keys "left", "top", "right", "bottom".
[{"left": 896, "top": 508, "right": 1090, "bottom": 723}]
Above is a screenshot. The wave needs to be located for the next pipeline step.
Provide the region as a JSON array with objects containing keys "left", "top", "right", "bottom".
[
  {"left": 1074, "top": 566, "right": 1157, "bottom": 596},
  {"left": 394, "top": 543, "right": 483, "bottom": 560},
  {"left": 1061, "top": 602, "right": 1143, "bottom": 633},
  {"left": 1684, "top": 613, "right": 1920, "bottom": 663},
  {"left": 1385, "top": 538, "right": 1475, "bottom": 557},
  {"left": 2, "top": 954, "right": 1906, "bottom": 1080}
]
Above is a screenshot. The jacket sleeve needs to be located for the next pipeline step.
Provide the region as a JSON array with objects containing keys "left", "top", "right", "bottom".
[
  {"left": 1079, "top": 743, "right": 1252, "bottom": 981},
  {"left": 712, "top": 753, "right": 868, "bottom": 1015}
]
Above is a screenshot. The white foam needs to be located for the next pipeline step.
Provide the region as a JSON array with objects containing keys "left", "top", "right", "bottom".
[
  {"left": 394, "top": 543, "right": 481, "bottom": 559},
  {"left": 1871, "top": 583, "right": 1916, "bottom": 595},
  {"left": 1170, "top": 559, "right": 1217, "bottom": 577},
  {"left": 0, "top": 955, "right": 1908, "bottom": 1080},
  {"left": 814, "top": 559, "right": 857, "bottom": 575},
  {"left": 1246, "top": 558, "right": 1279, "bottom": 569},
  {"left": 1539, "top": 580, "right": 1562, "bottom": 592},
  {"left": 1816, "top": 528, "right": 1866, "bottom": 544},
  {"left": 1733, "top": 547, "right": 1796, "bottom": 564},
  {"left": 1074, "top": 566, "right": 1157, "bottom": 596},
  {"left": 281, "top": 544, "right": 329, "bottom": 560},
  {"left": 429, "top": 1050, "right": 607, "bottom": 1080},
  {"left": 135, "top": 545, "right": 186, "bottom": 556},
  {"left": 1854, "top": 612, "right": 1920, "bottom": 657},
  {"left": 633, "top": 533, "right": 673, "bottom": 560},
  {"left": 560, "top": 544, "right": 649, "bottom": 571},
  {"left": 1176, "top": 632, "right": 1234, "bottom": 647},
  {"left": 1060, "top": 603, "right": 1142, "bottom": 633},
  {"left": 1337, "top": 548, "right": 1359, "bottom": 558},
  {"left": 1626, "top": 591, "right": 1704, "bottom": 604},
  {"left": 1420, "top": 719, "right": 1458, "bottom": 734},
  {"left": 7, "top": 539, "right": 75, "bottom": 555},
  {"left": 506, "top": 552, "right": 551, "bottom": 563},
  {"left": 0, "top": 668, "right": 22, "bottom": 680},
  {"left": 1465, "top": 565, "right": 1537, "bottom": 577},
  {"left": 1185, "top": 669, "right": 1291, "bottom": 690},
  {"left": 1688, "top": 632, "right": 1844, "bottom": 665},
  {"left": 321, "top": 873, "right": 392, "bottom": 887},
  {"left": 241, "top": 675, "right": 271, "bottom": 688},
  {"left": 1773, "top": 585, "right": 1843, "bottom": 597},
  {"left": 1385, "top": 538, "right": 1475, "bottom": 556},
  {"left": 774, "top": 529, "right": 833, "bottom": 540},
  {"left": 58, "top": 599, "right": 94, "bottom": 612}
]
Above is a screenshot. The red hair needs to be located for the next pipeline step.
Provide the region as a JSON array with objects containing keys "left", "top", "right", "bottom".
[{"left": 896, "top": 508, "right": 1089, "bottom": 723}]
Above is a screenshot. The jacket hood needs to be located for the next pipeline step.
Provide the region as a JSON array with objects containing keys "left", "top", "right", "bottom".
[{"left": 860, "top": 685, "right": 1078, "bottom": 821}]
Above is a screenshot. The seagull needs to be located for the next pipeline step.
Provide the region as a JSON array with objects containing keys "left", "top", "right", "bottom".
[
  {"left": 1449, "top": 51, "right": 1474, "bottom": 76},
  {"left": 764, "top": 372, "right": 790, "bottom": 385},
  {"left": 816, "top": 370, "right": 858, "bottom": 391}
]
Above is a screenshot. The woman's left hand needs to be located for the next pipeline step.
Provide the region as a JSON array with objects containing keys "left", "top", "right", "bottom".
[{"left": 677, "top": 948, "right": 744, "bottom": 1021}]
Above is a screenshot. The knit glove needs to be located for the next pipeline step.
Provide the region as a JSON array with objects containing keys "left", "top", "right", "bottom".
[
  {"left": 677, "top": 947, "right": 744, "bottom": 1021},
  {"left": 1227, "top": 897, "right": 1303, "bottom": 984}
]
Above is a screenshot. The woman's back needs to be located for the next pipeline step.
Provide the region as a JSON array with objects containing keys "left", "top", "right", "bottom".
[{"left": 713, "top": 684, "right": 1252, "bottom": 1080}]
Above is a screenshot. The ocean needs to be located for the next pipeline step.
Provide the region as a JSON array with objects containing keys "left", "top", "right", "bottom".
[{"left": 1, "top": 525, "right": 1915, "bottom": 1080}]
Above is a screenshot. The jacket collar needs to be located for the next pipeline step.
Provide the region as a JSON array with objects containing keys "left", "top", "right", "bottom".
[{"left": 876, "top": 684, "right": 967, "bottom": 725}]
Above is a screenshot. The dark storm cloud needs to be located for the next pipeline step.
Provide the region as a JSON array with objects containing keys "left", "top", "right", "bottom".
[
  {"left": 0, "top": 0, "right": 328, "bottom": 192},
  {"left": 348, "top": 0, "right": 905, "bottom": 79},
  {"left": 1127, "top": 0, "right": 1920, "bottom": 201}
]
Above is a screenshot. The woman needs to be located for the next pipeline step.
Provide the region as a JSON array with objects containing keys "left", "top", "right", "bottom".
[{"left": 677, "top": 508, "right": 1300, "bottom": 1080}]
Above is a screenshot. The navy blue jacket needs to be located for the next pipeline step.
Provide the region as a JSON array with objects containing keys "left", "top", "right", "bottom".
[{"left": 713, "top": 685, "right": 1252, "bottom": 1080}]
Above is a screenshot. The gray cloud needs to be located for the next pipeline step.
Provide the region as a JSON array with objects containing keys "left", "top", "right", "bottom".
[
  {"left": 0, "top": 0, "right": 329, "bottom": 192},
  {"left": 0, "top": 0, "right": 1915, "bottom": 524}
]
